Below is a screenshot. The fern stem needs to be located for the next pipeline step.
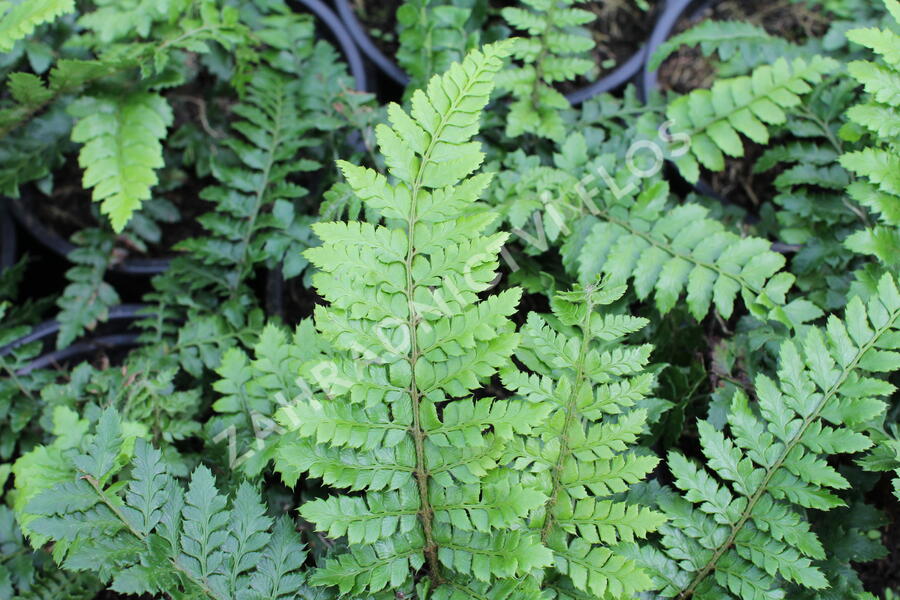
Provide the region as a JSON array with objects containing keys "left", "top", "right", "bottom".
[
  {"left": 540, "top": 293, "right": 595, "bottom": 542},
  {"left": 677, "top": 306, "right": 900, "bottom": 599},
  {"left": 401, "top": 55, "right": 500, "bottom": 585},
  {"left": 82, "top": 474, "right": 223, "bottom": 600}
]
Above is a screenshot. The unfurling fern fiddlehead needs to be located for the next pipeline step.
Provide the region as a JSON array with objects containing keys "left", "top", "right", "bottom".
[
  {"left": 274, "top": 42, "right": 557, "bottom": 598},
  {"left": 634, "top": 272, "right": 900, "bottom": 600},
  {"left": 502, "top": 282, "right": 665, "bottom": 599}
]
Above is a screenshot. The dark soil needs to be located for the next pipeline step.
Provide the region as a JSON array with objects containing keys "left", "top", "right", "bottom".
[
  {"left": 353, "top": 0, "right": 657, "bottom": 91},
  {"left": 858, "top": 478, "right": 900, "bottom": 598},
  {"left": 656, "top": 0, "right": 830, "bottom": 95},
  {"left": 561, "top": 0, "right": 660, "bottom": 93},
  {"left": 32, "top": 160, "right": 211, "bottom": 261},
  {"left": 707, "top": 140, "right": 779, "bottom": 211},
  {"left": 353, "top": 0, "right": 402, "bottom": 57}
]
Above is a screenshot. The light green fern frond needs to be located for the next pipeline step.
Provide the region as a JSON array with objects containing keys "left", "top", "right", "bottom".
[
  {"left": 840, "top": 0, "right": 900, "bottom": 266},
  {"left": 502, "top": 282, "right": 665, "bottom": 599},
  {"left": 0, "top": 0, "right": 74, "bottom": 52},
  {"left": 638, "top": 272, "right": 900, "bottom": 600},
  {"left": 69, "top": 92, "right": 173, "bottom": 233},
  {"left": 274, "top": 42, "right": 554, "bottom": 597},
  {"left": 667, "top": 56, "right": 839, "bottom": 184}
]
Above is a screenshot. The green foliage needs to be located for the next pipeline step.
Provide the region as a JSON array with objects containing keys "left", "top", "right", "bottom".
[
  {"left": 667, "top": 56, "right": 839, "bottom": 184},
  {"left": 209, "top": 321, "right": 322, "bottom": 477},
  {"left": 497, "top": 0, "right": 595, "bottom": 140},
  {"left": 23, "top": 408, "right": 312, "bottom": 599},
  {"left": 274, "top": 42, "right": 562, "bottom": 597},
  {"left": 68, "top": 92, "right": 173, "bottom": 233},
  {"left": 502, "top": 282, "right": 664, "bottom": 598},
  {"left": 635, "top": 273, "right": 900, "bottom": 599},
  {"left": 0, "top": 0, "right": 74, "bottom": 52},
  {"left": 54, "top": 229, "right": 120, "bottom": 349},
  {"left": 648, "top": 20, "right": 779, "bottom": 72},
  {"left": 839, "top": 0, "right": 900, "bottom": 266},
  {"left": 571, "top": 178, "right": 800, "bottom": 324},
  {"left": 396, "top": 0, "right": 481, "bottom": 92},
  {"left": 752, "top": 78, "right": 864, "bottom": 310},
  {"left": 647, "top": 19, "right": 805, "bottom": 77}
]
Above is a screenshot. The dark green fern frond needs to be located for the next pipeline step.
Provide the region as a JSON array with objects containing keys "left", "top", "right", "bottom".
[
  {"left": 23, "top": 408, "right": 311, "bottom": 599},
  {"left": 55, "top": 229, "right": 120, "bottom": 349},
  {"left": 638, "top": 272, "right": 900, "bottom": 600}
]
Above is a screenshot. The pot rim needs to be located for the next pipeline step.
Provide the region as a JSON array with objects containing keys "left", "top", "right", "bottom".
[{"left": 333, "top": 0, "right": 655, "bottom": 104}]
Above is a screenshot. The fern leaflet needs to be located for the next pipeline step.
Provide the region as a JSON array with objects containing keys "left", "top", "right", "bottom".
[
  {"left": 840, "top": 0, "right": 900, "bottom": 266},
  {"left": 0, "top": 0, "right": 74, "bottom": 52},
  {"left": 497, "top": 0, "right": 595, "bottom": 140},
  {"left": 69, "top": 92, "right": 173, "bottom": 233}
]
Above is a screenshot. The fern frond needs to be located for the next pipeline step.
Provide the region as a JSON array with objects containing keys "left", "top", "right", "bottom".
[
  {"left": 275, "top": 42, "right": 560, "bottom": 596},
  {"left": 502, "top": 282, "right": 664, "bottom": 599},
  {"left": 55, "top": 229, "right": 121, "bottom": 349},
  {"left": 0, "top": 0, "right": 74, "bottom": 52},
  {"left": 647, "top": 20, "right": 782, "bottom": 72},
  {"left": 667, "top": 56, "right": 839, "bottom": 184},
  {"left": 24, "top": 408, "right": 310, "bottom": 599},
  {"left": 69, "top": 92, "right": 173, "bottom": 233},
  {"left": 641, "top": 272, "right": 900, "bottom": 599},
  {"left": 840, "top": 0, "right": 900, "bottom": 266},
  {"left": 498, "top": 0, "right": 595, "bottom": 140},
  {"left": 170, "top": 63, "right": 319, "bottom": 299},
  {"left": 208, "top": 322, "right": 318, "bottom": 476},
  {"left": 396, "top": 0, "right": 480, "bottom": 92},
  {"left": 573, "top": 181, "right": 797, "bottom": 323}
]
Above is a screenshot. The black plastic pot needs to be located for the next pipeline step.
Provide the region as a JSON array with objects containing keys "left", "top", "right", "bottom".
[
  {"left": 334, "top": 0, "right": 651, "bottom": 104},
  {"left": 296, "top": 0, "right": 369, "bottom": 92},
  {"left": 640, "top": 0, "right": 711, "bottom": 99},
  {"left": 1, "top": 197, "right": 16, "bottom": 272},
  {"left": 0, "top": 304, "right": 145, "bottom": 375},
  {"left": 8, "top": 193, "right": 170, "bottom": 276},
  {"left": 10, "top": 2, "right": 368, "bottom": 278}
]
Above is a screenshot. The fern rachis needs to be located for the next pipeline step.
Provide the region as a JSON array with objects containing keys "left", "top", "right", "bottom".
[
  {"left": 275, "top": 42, "right": 555, "bottom": 597},
  {"left": 503, "top": 282, "right": 664, "bottom": 598}
]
